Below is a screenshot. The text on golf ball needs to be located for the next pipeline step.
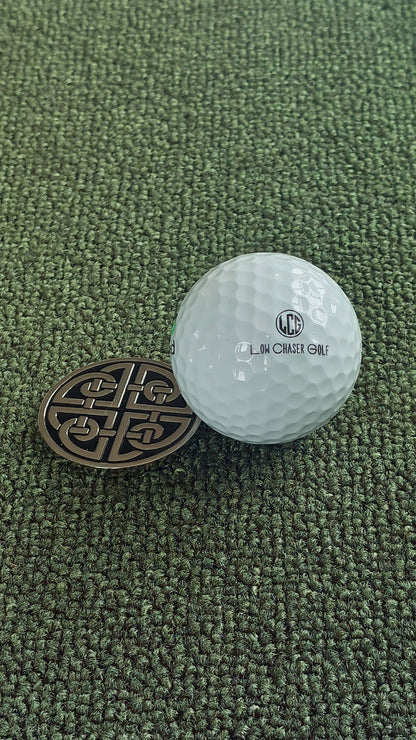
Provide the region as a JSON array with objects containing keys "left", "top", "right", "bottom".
[{"left": 250, "top": 343, "right": 329, "bottom": 356}]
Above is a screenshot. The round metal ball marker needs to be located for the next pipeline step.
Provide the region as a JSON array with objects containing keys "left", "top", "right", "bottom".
[{"left": 38, "top": 358, "right": 201, "bottom": 469}]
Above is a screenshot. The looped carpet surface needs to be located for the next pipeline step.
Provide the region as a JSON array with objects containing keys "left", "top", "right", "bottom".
[{"left": 0, "top": 1, "right": 415, "bottom": 738}]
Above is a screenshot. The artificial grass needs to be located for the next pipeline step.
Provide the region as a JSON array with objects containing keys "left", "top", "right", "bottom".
[{"left": 0, "top": 1, "right": 415, "bottom": 738}]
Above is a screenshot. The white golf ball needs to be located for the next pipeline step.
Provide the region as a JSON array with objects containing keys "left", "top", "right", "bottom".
[{"left": 171, "top": 253, "right": 362, "bottom": 444}]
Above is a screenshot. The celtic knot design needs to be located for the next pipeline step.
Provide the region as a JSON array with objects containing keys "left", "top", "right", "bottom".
[{"left": 38, "top": 359, "right": 200, "bottom": 468}]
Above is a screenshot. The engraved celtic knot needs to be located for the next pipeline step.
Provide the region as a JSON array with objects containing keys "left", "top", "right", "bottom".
[{"left": 38, "top": 359, "right": 200, "bottom": 468}]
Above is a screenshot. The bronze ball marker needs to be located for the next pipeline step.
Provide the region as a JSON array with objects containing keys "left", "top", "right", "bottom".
[{"left": 38, "top": 358, "right": 200, "bottom": 469}]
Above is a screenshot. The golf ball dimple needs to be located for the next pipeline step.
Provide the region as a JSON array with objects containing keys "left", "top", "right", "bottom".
[{"left": 170, "top": 253, "right": 362, "bottom": 444}]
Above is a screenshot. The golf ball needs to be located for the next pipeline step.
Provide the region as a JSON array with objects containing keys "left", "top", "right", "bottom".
[{"left": 171, "top": 253, "right": 361, "bottom": 444}]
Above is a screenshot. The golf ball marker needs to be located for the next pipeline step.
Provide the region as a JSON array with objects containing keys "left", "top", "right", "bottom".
[
  {"left": 38, "top": 358, "right": 200, "bottom": 467},
  {"left": 171, "top": 253, "right": 361, "bottom": 444}
]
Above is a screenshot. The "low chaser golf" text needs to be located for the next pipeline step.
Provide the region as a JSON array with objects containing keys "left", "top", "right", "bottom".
[{"left": 250, "top": 343, "right": 329, "bottom": 356}]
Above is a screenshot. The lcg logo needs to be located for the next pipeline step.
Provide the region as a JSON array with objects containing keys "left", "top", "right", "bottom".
[{"left": 276, "top": 310, "right": 304, "bottom": 337}]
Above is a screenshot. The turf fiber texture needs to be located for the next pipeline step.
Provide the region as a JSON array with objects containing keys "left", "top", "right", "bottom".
[{"left": 1, "top": 1, "right": 416, "bottom": 738}]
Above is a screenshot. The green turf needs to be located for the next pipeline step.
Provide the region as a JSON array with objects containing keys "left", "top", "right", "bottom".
[{"left": 1, "top": 1, "right": 416, "bottom": 738}]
